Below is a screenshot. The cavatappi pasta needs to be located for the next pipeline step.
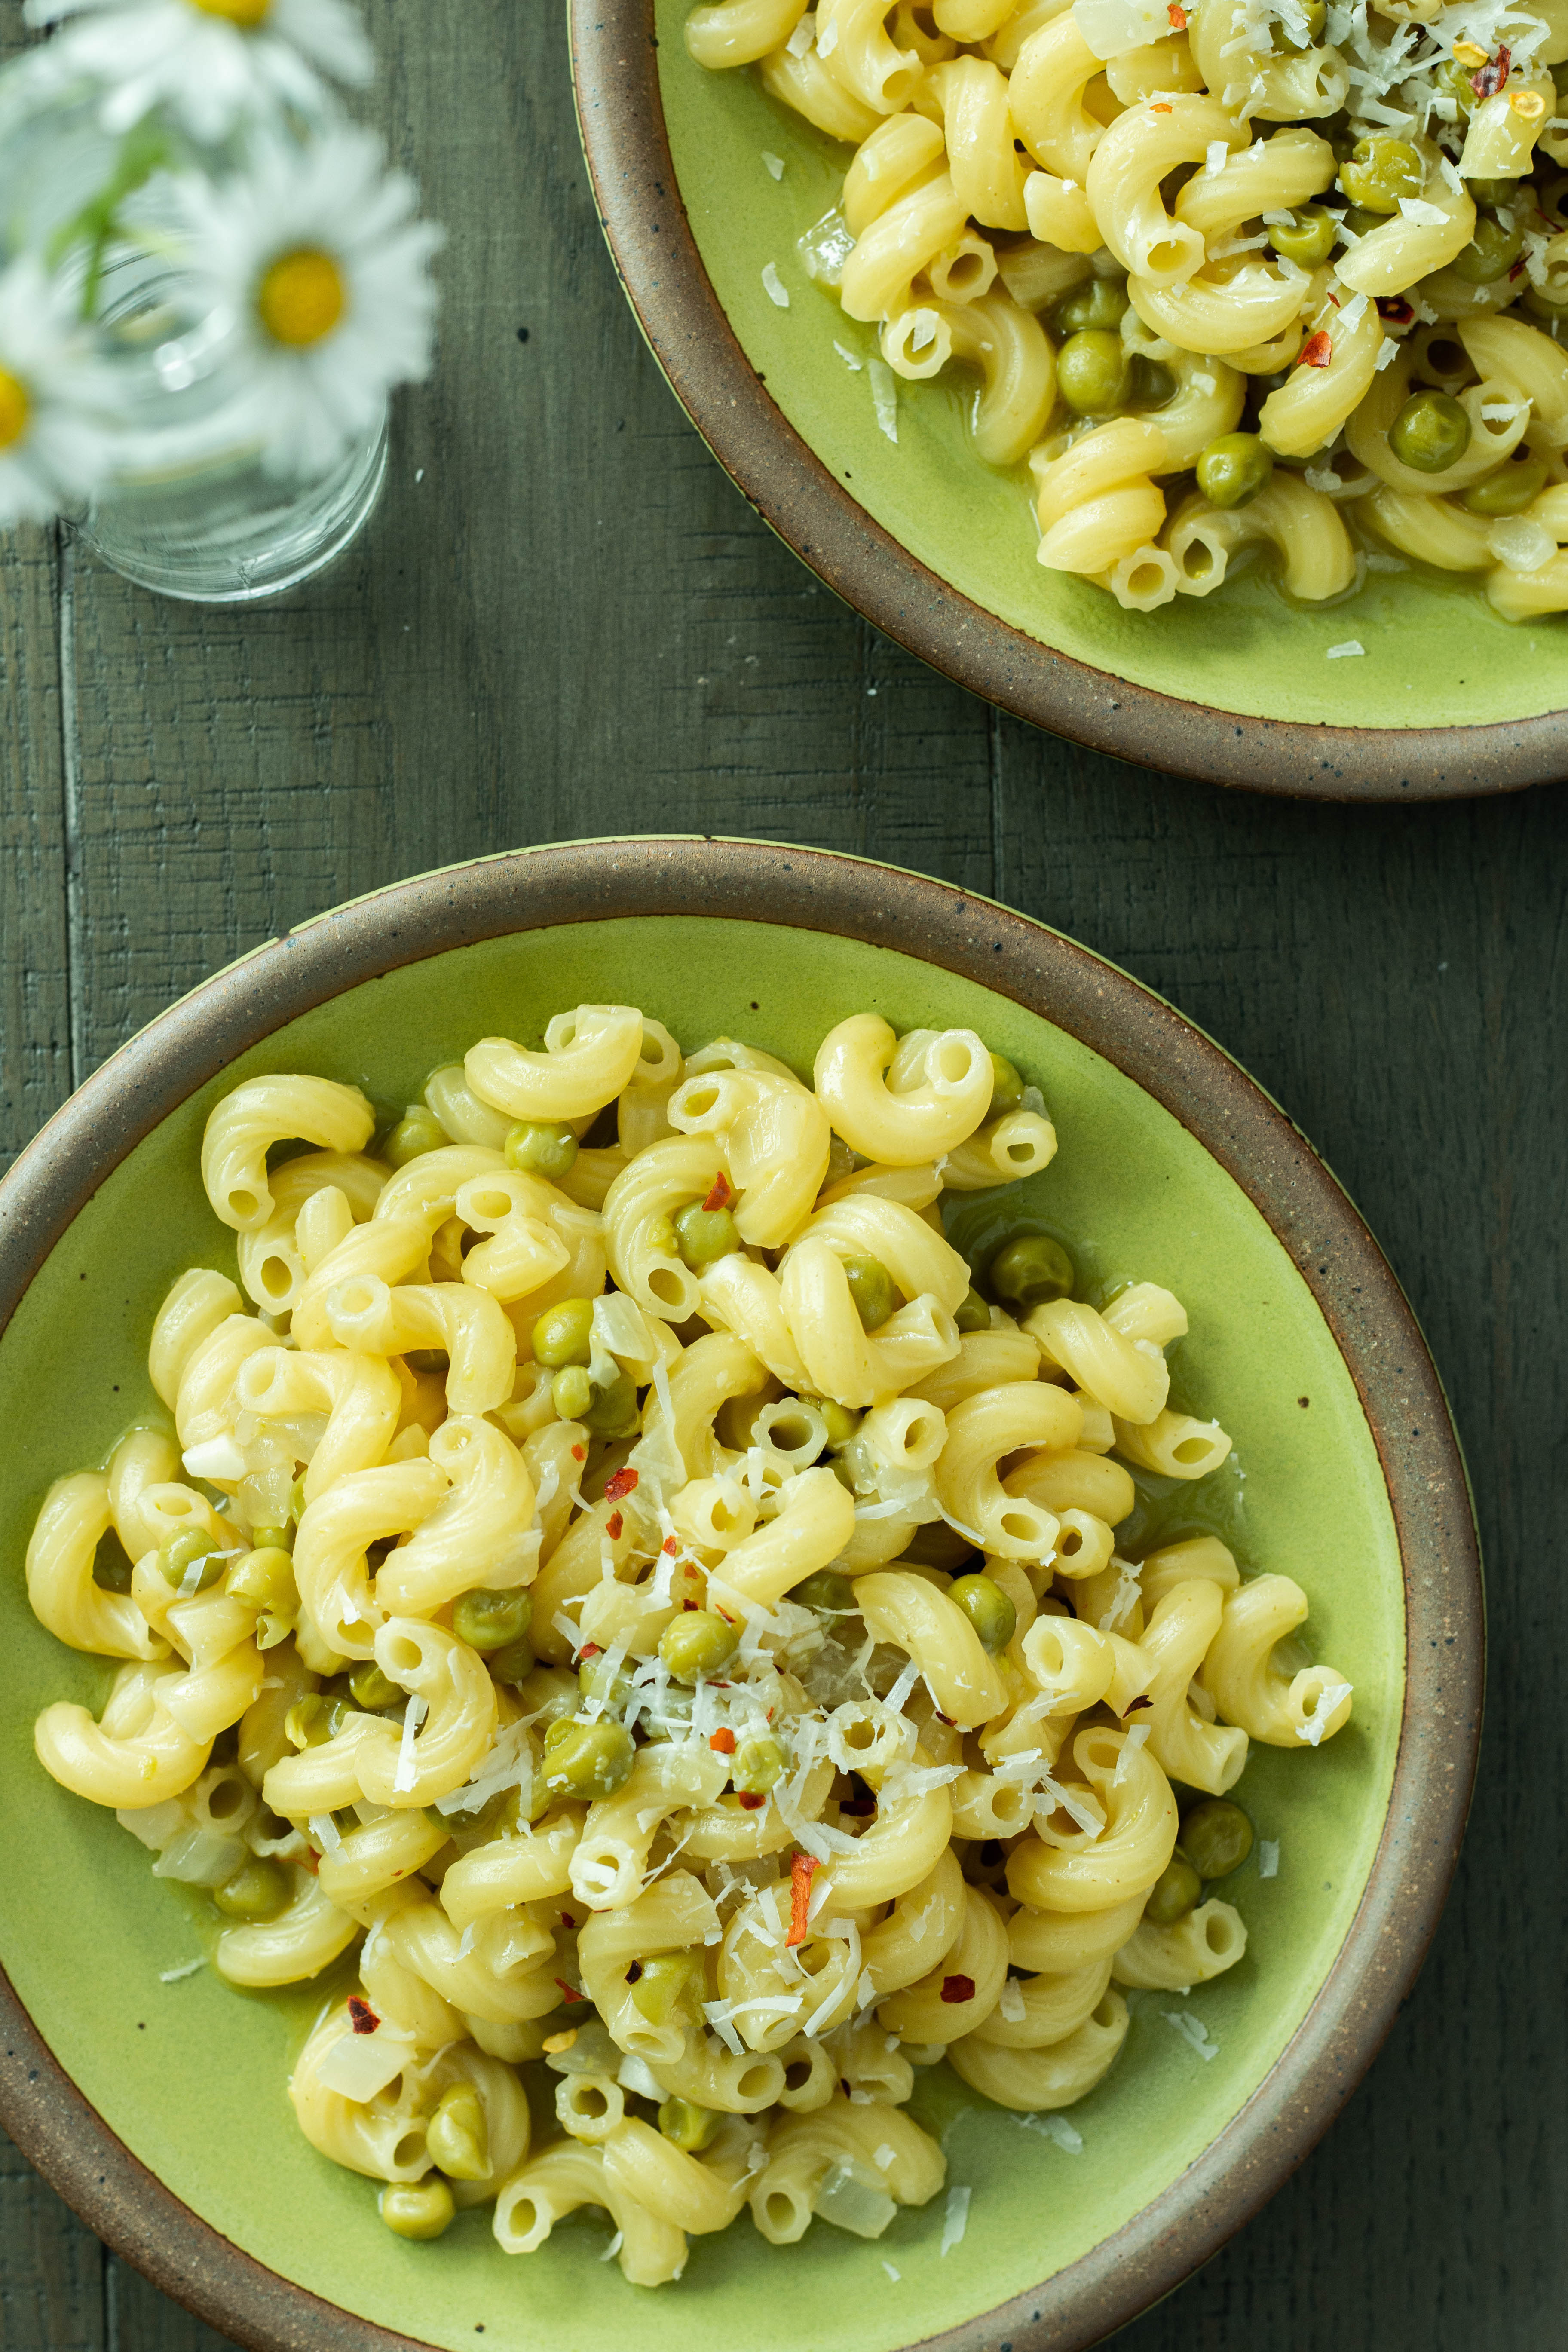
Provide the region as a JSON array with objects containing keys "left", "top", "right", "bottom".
[
  {"left": 28, "top": 1004, "right": 1353, "bottom": 2282},
  {"left": 688, "top": 0, "right": 1568, "bottom": 618}
]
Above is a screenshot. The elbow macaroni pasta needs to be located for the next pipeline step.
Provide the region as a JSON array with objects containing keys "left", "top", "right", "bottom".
[
  {"left": 686, "top": 0, "right": 1568, "bottom": 620},
  {"left": 26, "top": 997, "right": 1352, "bottom": 2279}
]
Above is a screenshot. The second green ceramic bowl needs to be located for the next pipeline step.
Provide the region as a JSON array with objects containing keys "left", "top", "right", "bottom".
[
  {"left": 569, "top": 0, "right": 1567, "bottom": 798},
  {"left": 0, "top": 839, "right": 1480, "bottom": 2352}
]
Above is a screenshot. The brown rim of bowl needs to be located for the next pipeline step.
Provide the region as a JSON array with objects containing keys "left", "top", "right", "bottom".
[
  {"left": 0, "top": 838, "right": 1482, "bottom": 2352},
  {"left": 567, "top": 0, "right": 1561, "bottom": 803}
]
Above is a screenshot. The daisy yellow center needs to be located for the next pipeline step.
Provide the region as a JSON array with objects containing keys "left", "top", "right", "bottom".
[
  {"left": 257, "top": 249, "right": 346, "bottom": 349},
  {"left": 0, "top": 368, "right": 30, "bottom": 453},
  {"left": 187, "top": 0, "right": 273, "bottom": 25}
]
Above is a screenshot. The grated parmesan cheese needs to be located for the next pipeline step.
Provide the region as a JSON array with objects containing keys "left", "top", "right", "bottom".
[
  {"left": 1164, "top": 2009, "right": 1219, "bottom": 2061},
  {"left": 998, "top": 1976, "right": 1027, "bottom": 2023},
  {"left": 786, "top": 10, "right": 815, "bottom": 53},
  {"left": 882, "top": 2261, "right": 902, "bottom": 2282},
  {"left": 762, "top": 150, "right": 784, "bottom": 180},
  {"left": 1022, "top": 2111, "right": 1084, "bottom": 2153},
  {"left": 158, "top": 1957, "right": 205, "bottom": 1983},
  {"left": 393, "top": 1694, "right": 428, "bottom": 1794},
  {"left": 940, "top": 2184, "right": 972, "bottom": 2253},
  {"left": 1258, "top": 1838, "right": 1280, "bottom": 1879},
  {"left": 1326, "top": 640, "right": 1365, "bottom": 659}
]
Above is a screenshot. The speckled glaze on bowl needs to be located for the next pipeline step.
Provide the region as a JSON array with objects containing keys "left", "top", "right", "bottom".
[
  {"left": 568, "top": 0, "right": 1568, "bottom": 799},
  {"left": 0, "top": 839, "right": 1481, "bottom": 2352}
]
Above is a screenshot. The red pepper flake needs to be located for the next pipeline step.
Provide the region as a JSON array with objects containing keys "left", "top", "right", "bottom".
[
  {"left": 604, "top": 1467, "right": 639, "bottom": 1504},
  {"left": 606, "top": 1512, "right": 624, "bottom": 1540},
  {"left": 1377, "top": 296, "right": 1414, "bottom": 324},
  {"left": 571, "top": 1443, "right": 586, "bottom": 1461},
  {"left": 738, "top": 1790, "right": 766, "bottom": 1809},
  {"left": 555, "top": 1978, "right": 588, "bottom": 2003},
  {"left": 662, "top": 1536, "right": 679, "bottom": 1555},
  {"left": 1510, "top": 257, "right": 1528, "bottom": 279},
  {"left": 1125, "top": 1693, "right": 1153, "bottom": 1711},
  {"left": 702, "top": 1172, "right": 734, "bottom": 1213},
  {"left": 1300, "top": 330, "right": 1332, "bottom": 369},
  {"left": 1151, "top": 100, "right": 1172, "bottom": 111},
  {"left": 625, "top": 1960, "right": 643, "bottom": 1982},
  {"left": 1326, "top": 289, "right": 1340, "bottom": 306},
  {"left": 1473, "top": 43, "right": 1510, "bottom": 98},
  {"left": 786, "top": 1850, "right": 819, "bottom": 1945},
  {"left": 710, "top": 1727, "right": 737, "bottom": 1754},
  {"left": 941, "top": 1974, "right": 977, "bottom": 2004},
  {"left": 581, "top": 1642, "right": 603, "bottom": 1660},
  {"left": 560, "top": 1911, "right": 576, "bottom": 1929},
  {"left": 348, "top": 1995, "right": 380, "bottom": 2034},
  {"left": 1167, "top": 2, "right": 1187, "bottom": 24}
]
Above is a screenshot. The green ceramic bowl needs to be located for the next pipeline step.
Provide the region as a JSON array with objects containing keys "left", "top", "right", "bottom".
[
  {"left": 569, "top": 0, "right": 1567, "bottom": 798},
  {"left": 0, "top": 839, "right": 1480, "bottom": 2352}
]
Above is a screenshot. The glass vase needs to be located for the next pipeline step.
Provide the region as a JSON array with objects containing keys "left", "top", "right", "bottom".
[{"left": 0, "top": 50, "right": 387, "bottom": 602}]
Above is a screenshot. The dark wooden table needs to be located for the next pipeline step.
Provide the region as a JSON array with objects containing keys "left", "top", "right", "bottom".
[{"left": 1, "top": 3, "right": 1564, "bottom": 2347}]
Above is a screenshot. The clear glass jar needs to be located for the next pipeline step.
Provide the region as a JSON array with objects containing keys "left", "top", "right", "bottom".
[{"left": 0, "top": 50, "right": 386, "bottom": 602}]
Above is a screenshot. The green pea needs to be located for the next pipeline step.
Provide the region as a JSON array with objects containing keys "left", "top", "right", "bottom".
[
  {"left": 1196, "top": 432, "right": 1274, "bottom": 511},
  {"left": 672, "top": 1198, "right": 742, "bottom": 1269},
  {"left": 1451, "top": 212, "right": 1524, "bottom": 283},
  {"left": 513, "top": 1665, "right": 580, "bottom": 1725},
  {"left": 579, "top": 1648, "right": 639, "bottom": 1712},
  {"left": 552, "top": 1365, "right": 594, "bottom": 1420},
  {"left": 1434, "top": 57, "right": 1477, "bottom": 117},
  {"left": 225, "top": 1545, "right": 297, "bottom": 1618},
  {"left": 809, "top": 1397, "right": 861, "bottom": 1447},
  {"left": 732, "top": 1734, "right": 786, "bottom": 1794},
  {"left": 541, "top": 1717, "right": 636, "bottom": 1800},
  {"left": 348, "top": 1660, "right": 401, "bottom": 1711},
  {"left": 158, "top": 1527, "right": 225, "bottom": 1591},
  {"left": 1467, "top": 175, "right": 1521, "bottom": 208},
  {"left": 488, "top": 1635, "right": 537, "bottom": 1686},
  {"left": 658, "top": 2095, "right": 720, "bottom": 2152},
  {"left": 212, "top": 1856, "right": 291, "bottom": 1921},
  {"left": 426, "top": 2080, "right": 490, "bottom": 2180},
  {"left": 1143, "top": 1853, "right": 1202, "bottom": 1925},
  {"left": 505, "top": 1120, "right": 579, "bottom": 1179},
  {"left": 1051, "top": 275, "right": 1129, "bottom": 337},
  {"left": 988, "top": 1053, "right": 1026, "bottom": 1116},
  {"left": 843, "top": 1253, "right": 897, "bottom": 1332},
  {"left": 532, "top": 1295, "right": 595, "bottom": 1368},
  {"left": 948, "top": 1572, "right": 1017, "bottom": 1655},
  {"left": 582, "top": 1371, "right": 639, "bottom": 1437},
  {"left": 1267, "top": 204, "right": 1338, "bottom": 266},
  {"left": 630, "top": 1950, "right": 705, "bottom": 2026},
  {"left": 658, "top": 1609, "right": 740, "bottom": 1682},
  {"left": 453, "top": 1587, "right": 533, "bottom": 1654},
  {"left": 1388, "top": 389, "right": 1472, "bottom": 474},
  {"left": 379, "top": 2179, "right": 454, "bottom": 2239},
  {"left": 954, "top": 1286, "right": 991, "bottom": 1334},
  {"left": 285, "top": 1694, "right": 355, "bottom": 1749},
  {"left": 442, "top": 1779, "right": 525, "bottom": 1834},
  {"left": 1278, "top": 0, "right": 1325, "bottom": 47},
  {"left": 792, "top": 1568, "right": 858, "bottom": 1617},
  {"left": 1181, "top": 1797, "right": 1254, "bottom": 1880},
  {"left": 1461, "top": 454, "right": 1549, "bottom": 514},
  {"left": 1339, "top": 205, "right": 1387, "bottom": 240},
  {"left": 249, "top": 1522, "right": 292, "bottom": 1554},
  {"left": 1056, "top": 328, "right": 1133, "bottom": 416},
  {"left": 1337, "top": 137, "right": 1423, "bottom": 215},
  {"left": 404, "top": 1349, "right": 449, "bottom": 1376},
  {"left": 383, "top": 1106, "right": 447, "bottom": 1168},
  {"left": 989, "top": 1232, "right": 1074, "bottom": 1310}
]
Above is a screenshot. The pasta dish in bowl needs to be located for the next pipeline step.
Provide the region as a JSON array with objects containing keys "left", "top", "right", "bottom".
[
  {"left": 0, "top": 837, "right": 1479, "bottom": 2352},
  {"left": 570, "top": 0, "right": 1568, "bottom": 793}
]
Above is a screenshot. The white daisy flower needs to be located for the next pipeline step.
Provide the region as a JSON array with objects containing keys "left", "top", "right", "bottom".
[
  {"left": 153, "top": 124, "right": 443, "bottom": 480},
  {"left": 23, "top": 0, "right": 372, "bottom": 141},
  {"left": 0, "top": 256, "right": 119, "bottom": 527}
]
